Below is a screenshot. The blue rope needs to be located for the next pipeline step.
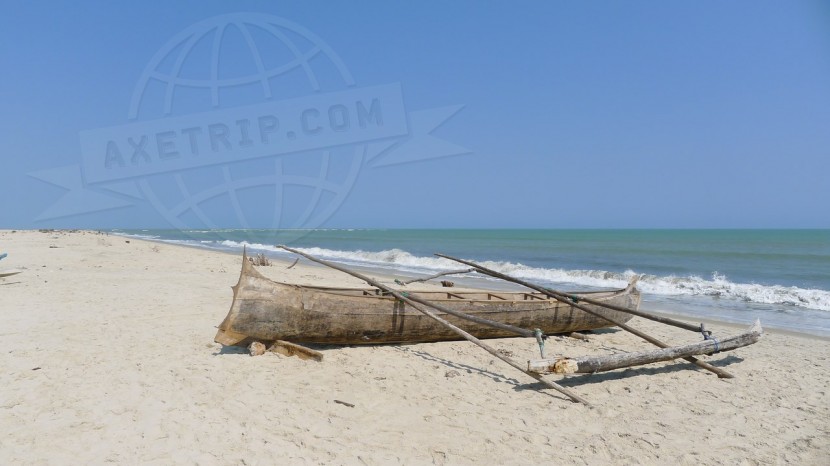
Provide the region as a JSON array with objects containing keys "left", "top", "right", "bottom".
[
  {"left": 533, "top": 328, "right": 545, "bottom": 358},
  {"left": 700, "top": 323, "right": 720, "bottom": 352}
]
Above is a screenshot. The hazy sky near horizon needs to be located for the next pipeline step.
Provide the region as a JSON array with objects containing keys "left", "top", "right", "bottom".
[{"left": 2, "top": 1, "right": 828, "bottom": 229}]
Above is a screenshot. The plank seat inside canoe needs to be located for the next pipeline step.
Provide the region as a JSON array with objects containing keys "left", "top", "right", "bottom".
[{"left": 286, "top": 284, "right": 627, "bottom": 304}]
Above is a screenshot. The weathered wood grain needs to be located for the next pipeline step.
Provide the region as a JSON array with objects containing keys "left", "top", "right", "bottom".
[
  {"left": 529, "top": 320, "right": 763, "bottom": 374},
  {"left": 214, "top": 249, "right": 641, "bottom": 346}
]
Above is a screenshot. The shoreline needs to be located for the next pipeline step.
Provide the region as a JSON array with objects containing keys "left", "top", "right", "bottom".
[
  {"left": 8, "top": 228, "right": 829, "bottom": 342},
  {"left": 108, "top": 229, "right": 830, "bottom": 341},
  {"left": 2, "top": 229, "right": 829, "bottom": 464}
]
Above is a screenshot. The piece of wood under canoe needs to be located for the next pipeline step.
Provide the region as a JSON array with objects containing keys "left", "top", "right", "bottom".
[
  {"left": 268, "top": 340, "right": 324, "bottom": 361},
  {"left": 0, "top": 269, "right": 23, "bottom": 278},
  {"left": 528, "top": 320, "right": 763, "bottom": 375},
  {"left": 214, "top": 249, "right": 642, "bottom": 346}
]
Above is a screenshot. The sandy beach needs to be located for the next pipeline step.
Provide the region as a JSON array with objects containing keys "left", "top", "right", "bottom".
[{"left": 1, "top": 229, "right": 828, "bottom": 465}]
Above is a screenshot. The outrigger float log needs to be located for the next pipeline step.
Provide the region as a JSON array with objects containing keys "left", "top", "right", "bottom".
[
  {"left": 214, "top": 247, "right": 764, "bottom": 405},
  {"left": 528, "top": 320, "right": 763, "bottom": 375}
]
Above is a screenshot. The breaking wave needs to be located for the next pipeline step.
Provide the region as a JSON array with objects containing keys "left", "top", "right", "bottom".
[
  {"left": 278, "top": 244, "right": 830, "bottom": 312},
  {"left": 136, "top": 237, "right": 830, "bottom": 312}
]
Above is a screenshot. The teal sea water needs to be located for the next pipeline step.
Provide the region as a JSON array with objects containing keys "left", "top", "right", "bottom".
[{"left": 119, "top": 229, "right": 830, "bottom": 337}]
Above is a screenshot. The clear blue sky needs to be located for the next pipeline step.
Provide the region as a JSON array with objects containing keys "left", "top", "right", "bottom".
[{"left": 2, "top": 1, "right": 828, "bottom": 229}]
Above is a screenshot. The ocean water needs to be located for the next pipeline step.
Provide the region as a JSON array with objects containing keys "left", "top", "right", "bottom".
[{"left": 118, "top": 229, "right": 830, "bottom": 337}]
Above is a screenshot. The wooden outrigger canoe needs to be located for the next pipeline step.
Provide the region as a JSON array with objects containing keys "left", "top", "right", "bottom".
[{"left": 215, "top": 250, "right": 641, "bottom": 346}]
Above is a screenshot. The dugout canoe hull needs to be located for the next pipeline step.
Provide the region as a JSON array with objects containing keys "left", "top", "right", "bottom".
[{"left": 215, "top": 251, "right": 641, "bottom": 346}]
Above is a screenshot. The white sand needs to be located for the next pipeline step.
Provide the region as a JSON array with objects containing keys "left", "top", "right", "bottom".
[{"left": 1, "top": 230, "right": 828, "bottom": 464}]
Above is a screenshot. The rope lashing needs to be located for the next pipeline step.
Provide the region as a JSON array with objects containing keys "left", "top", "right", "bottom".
[
  {"left": 395, "top": 291, "right": 410, "bottom": 303},
  {"left": 710, "top": 337, "right": 721, "bottom": 353},
  {"left": 700, "top": 324, "right": 720, "bottom": 353}
]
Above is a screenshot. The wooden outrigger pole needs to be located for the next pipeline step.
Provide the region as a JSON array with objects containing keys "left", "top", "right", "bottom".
[
  {"left": 395, "top": 268, "right": 475, "bottom": 286},
  {"left": 435, "top": 254, "right": 708, "bottom": 333},
  {"left": 435, "top": 254, "right": 737, "bottom": 378},
  {"left": 279, "top": 245, "right": 591, "bottom": 405}
]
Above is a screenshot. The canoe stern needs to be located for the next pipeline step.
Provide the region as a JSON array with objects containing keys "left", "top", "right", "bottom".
[{"left": 214, "top": 247, "right": 269, "bottom": 346}]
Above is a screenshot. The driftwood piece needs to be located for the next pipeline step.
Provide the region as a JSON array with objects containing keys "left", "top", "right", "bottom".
[
  {"left": 397, "top": 268, "right": 474, "bottom": 285},
  {"left": 268, "top": 340, "right": 324, "bottom": 362},
  {"left": 286, "top": 258, "right": 299, "bottom": 269},
  {"left": 436, "top": 254, "right": 736, "bottom": 379},
  {"left": 248, "top": 340, "right": 323, "bottom": 361},
  {"left": 530, "top": 320, "right": 762, "bottom": 374},
  {"left": 564, "top": 332, "right": 591, "bottom": 342},
  {"left": 249, "top": 341, "right": 267, "bottom": 356},
  {"left": 279, "top": 246, "right": 590, "bottom": 405}
]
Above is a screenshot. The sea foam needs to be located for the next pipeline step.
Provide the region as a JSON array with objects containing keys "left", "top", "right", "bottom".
[
  {"left": 288, "top": 246, "right": 830, "bottom": 312},
  {"left": 136, "top": 237, "right": 830, "bottom": 312}
]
